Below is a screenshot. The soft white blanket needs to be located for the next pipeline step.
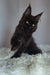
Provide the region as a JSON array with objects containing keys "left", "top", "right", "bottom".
[{"left": 0, "top": 45, "right": 50, "bottom": 75}]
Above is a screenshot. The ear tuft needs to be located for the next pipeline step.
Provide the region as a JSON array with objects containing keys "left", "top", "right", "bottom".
[
  {"left": 23, "top": 5, "right": 31, "bottom": 17},
  {"left": 28, "top": 4, "right": 31, "bottom": 9},
  {"left": 34, "top": 12, "right": 43, "bottom": 22}
]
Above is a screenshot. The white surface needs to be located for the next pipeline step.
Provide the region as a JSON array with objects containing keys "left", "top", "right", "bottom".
[
  {"left": 0, "top": 0, "right": 50, "bottom": 47},
  {"left": 0, "top": 45, "right": 50, "bottom": 75},
  {"left": 0, "top": 48, "right": 15, "bottom": 60}
]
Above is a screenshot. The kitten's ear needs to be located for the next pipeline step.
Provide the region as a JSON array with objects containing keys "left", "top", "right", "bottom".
[
  {"left": 34, "top": 12, "right": 43, "bottom": 22},
  {"left": 23, "top": 5, "right": 31, "bottom": 17}
]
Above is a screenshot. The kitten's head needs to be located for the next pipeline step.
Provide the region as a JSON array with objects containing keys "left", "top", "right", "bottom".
[{"left": 19, "top": 5, "right": 43, "bottom": 33}]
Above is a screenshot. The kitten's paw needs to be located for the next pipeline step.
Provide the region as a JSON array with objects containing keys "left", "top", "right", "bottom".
[{"left": 33, "top": 49, "right": 42, "bottom": 55}]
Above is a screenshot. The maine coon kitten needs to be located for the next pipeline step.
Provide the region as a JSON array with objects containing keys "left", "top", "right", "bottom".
[{"left": 11, "top": 5, "right": 43, "bottom": 58}]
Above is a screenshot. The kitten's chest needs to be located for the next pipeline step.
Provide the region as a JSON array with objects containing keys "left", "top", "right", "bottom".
[{"left": 17, "top": 29, "right": 30, "bottom": 42}]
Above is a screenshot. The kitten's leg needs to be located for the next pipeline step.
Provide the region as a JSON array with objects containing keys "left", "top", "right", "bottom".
[
  {"left": 24, "top": 38, "right": 42, "bottom": 55},
  {"left": 11, "top": 38, "right": 32, "bottom": 58},
  {"left": 11, "top": 42, "right": 27, "bottom": 58},
  {"left": 11, "top": 51, "right": 22, "bottom": 58},
  {"left": 24, "top": 44, "right": 42, "bottom": 55}
]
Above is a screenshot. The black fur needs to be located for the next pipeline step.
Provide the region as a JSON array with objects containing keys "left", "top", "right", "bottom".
[{"left": 11, "top": 5, "right": 43, "bottom": 58}]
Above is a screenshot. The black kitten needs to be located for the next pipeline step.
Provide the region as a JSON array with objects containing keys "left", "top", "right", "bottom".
[{"left": 11, "top": 5, "right": 43, "bottom": 58}]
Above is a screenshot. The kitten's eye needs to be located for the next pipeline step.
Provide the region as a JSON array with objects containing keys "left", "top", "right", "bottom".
[
  {"left": 26, "top": 21, "right": 29, "bottom": 24},
  {"left": 32, "top": 24, "right": 35, "bottom": 27}
]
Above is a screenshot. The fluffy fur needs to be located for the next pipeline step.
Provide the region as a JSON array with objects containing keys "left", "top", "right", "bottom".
[{"left": 0, "top": 47, "right": 50, "bottom": 75}]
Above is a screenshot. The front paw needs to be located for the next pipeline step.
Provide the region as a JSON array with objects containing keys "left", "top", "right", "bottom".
[{"left": 33, "top": 49, "right": 42, "bottom": 55}]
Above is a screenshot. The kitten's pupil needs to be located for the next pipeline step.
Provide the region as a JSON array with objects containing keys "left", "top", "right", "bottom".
[{"left": 26, "top": 21, "right": 29, "bottom": 24}]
